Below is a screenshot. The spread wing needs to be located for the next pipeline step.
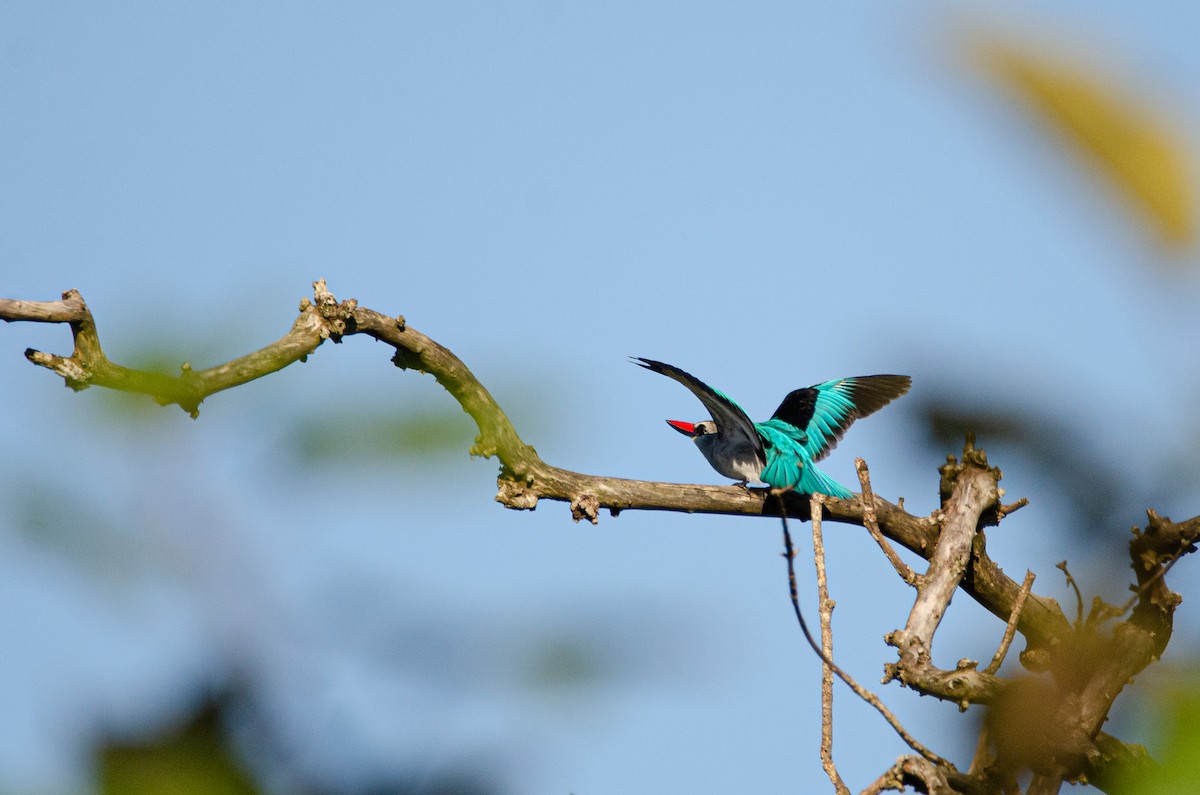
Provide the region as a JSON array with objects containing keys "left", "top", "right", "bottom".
[
  {"left": 632, "top": 358, "right": 763, "bottom": 455},
  {"left": 769, "top": 375, "right": 911, "bottom": 462}
]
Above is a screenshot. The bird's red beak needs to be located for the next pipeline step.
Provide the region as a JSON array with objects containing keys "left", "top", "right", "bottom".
[{"left": 666, "top": 419, "right": 696, "bottom": 436}]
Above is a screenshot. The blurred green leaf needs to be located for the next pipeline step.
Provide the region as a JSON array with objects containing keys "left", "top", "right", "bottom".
[
  {"left": 1111, "top": 676, "right": 1200, "bottom": 793},
  {"left": 99, "top": 701, "right": 258, "bottom": 795},
  {"left": 5, "top": 476, "right": 145, "bottom": 580},
  {"left": 523, "top": 638, "right": 606, "bottom": 690},
  {"left": 292, "top": 408, "right": 476, "bottom": 461}
]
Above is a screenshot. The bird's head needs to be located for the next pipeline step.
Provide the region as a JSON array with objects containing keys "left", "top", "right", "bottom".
[{"left": 666, "top": 419, "right": 716, "bottom": 439}]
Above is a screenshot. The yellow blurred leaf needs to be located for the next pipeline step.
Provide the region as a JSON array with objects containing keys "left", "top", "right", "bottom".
[{"left": 970, "top": 31, "right": 1195, "bottom": 250}]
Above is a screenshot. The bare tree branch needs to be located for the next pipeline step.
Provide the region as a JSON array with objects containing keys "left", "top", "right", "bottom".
[
  {"left": 3, "top": 280, "right": 1186, "bottom": 793},
  {"left": 810, "top": 496, "right": 850, "bottom": 795},
  {"left": 965, "top": 723, "right": 1021, "bottom": 795},
  {"left": 0, "top": 295, "right": 89, "bottom": 323},
  {"left": 884, "top": 440, "right": 1006, "bottom": 706},
  {"left": 0, "top": 283, "right": 1083, "bottom": 660},
  {"left": 0, "top": 285, "right": 1075, "bottom": 651}
]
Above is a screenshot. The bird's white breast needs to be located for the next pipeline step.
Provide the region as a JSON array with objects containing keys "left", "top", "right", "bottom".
[{"left": 694, "top": 434, "right": 764, "bottom": 483}]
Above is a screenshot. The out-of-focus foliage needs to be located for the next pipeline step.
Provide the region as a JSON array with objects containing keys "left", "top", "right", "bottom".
[
  {"left": 521, "top": 636, "right": 608, "bottom": 690},
  {"left": 920, "top": 399, "right": 1129, "bottom": 539},
  {"left": 1112, "top": 676, "right": 1200, "bottom": 793},
  {"left": 6, "top": 475, "right": 144, "bottom": 580},
  {"left": 292, "top": 408, "right": 476, "bottom": 461},
  {"left": 985, "top": 674, "right": 1067, "bottom": 776},
  {"left": 968, "top": 27, "right": 1196, "bottom": 250},
  {"left": 99, "top": 701, "right": 258, "bottom": 795}
]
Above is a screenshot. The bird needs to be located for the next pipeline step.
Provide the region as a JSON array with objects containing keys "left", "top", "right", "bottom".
[{"left": 633, "top": 357, "right": 911, "bottom": 499}]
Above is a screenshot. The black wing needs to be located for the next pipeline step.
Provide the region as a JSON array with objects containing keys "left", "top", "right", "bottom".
[{"left": 632, "top": 357, "right": 762, "bottom": 454}]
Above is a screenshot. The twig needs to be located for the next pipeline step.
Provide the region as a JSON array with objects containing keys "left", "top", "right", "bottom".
[
  {"left": 998, "top": 497, "right": 1029, "bottom": 519},
  {"left": 774, "top": 493, "right": 951, "bottom": 770},
  {"left": 856, "top": 459, "right": 919, "bottom": 586},
  {"left": 858, "top": 766, "right": 904, "bottom": 795},
  {"left": 810, "top": 495, "right": 850, "bottom": 795},
  {"left": 0, "top": 295, "right": 88, "bottom": 323},
  {"left": 860, "top": 756, "right": 955, "bottom": 795},
  {"left": 984, "top": 570, "right": 1035, "bottom": 675},
  {"left": 1056, "top": 561, "right": 1084, "bottom": 626}
]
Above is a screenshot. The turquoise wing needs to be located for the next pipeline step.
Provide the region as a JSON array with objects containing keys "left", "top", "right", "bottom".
[
  {"left": 757, "top": 424, "right": 803, "bottom": 489},
  {"left": 769, "top": 375, "right": 911, "bottom": 462},
  {"left": 755, "top": 422, "right": 852, "bottom": 498}
]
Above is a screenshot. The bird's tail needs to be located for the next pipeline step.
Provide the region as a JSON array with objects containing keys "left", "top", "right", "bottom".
[{"left": 797, "top": 463, "right": 853, "bottom": 500}]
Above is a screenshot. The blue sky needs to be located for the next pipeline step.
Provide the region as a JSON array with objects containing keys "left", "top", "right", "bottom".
[{"left": 4, "top": 2, "right": 1200, "bottom": 793}]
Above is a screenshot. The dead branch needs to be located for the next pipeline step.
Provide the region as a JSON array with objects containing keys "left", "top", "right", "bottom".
[
  {"left": 3, "top": 280, "right": 1186, "bottom": 793},
  {"left": 810, "top": 496, "right": 850, "bottom": 795},
  {"left": 1056, "top": 561, "right": 1085, "bottom": 626},
  {"left": 884, "top": 440, "right": 1006, "bottom": 706},
  {"left": 0, "top": 282, "right": 1093, "bottom": 664},
  {"left": 0, "top": 284, "right": 1074, "bottom": 651}
]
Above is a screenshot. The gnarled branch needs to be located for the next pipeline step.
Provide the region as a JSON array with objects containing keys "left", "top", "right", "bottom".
[
  {"left": 4, "top": 279, "right": 1190, "bottom": 794},
  {"left": 884, "top": 441, "right": 1006, "bottom": 706},
  {"left": 0, "top": 281, "right": 1079, "bottom": 646}
]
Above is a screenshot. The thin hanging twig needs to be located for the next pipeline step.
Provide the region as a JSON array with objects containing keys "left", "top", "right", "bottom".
[
  {"left": 774, "top": 491, "right": 951, "bottom": 770},
  {"left": 809, "top": 495, "right": 850, "bottom": 795}
]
